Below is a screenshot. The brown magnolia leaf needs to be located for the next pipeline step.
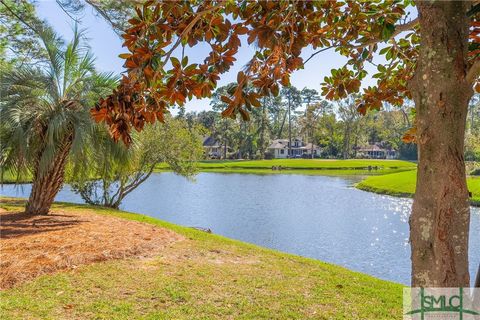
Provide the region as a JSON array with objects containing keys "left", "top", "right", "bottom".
[
  {"left": 125, "top": 59, "right": 138, "bottom": 68},
  {"left": 239, "top": 108, "right": 250, "bottom": 121},
  {"left": 90, "top": 107, "right": 107, "bottom": 122},
  {"left": 144, "top": 65, "right": 154, "bottom": 80},
  {"left": 475, "top": 82, "right": 480, "bottom": 93},
  {"left": 221, "top": 95, "right": 232, "bottom": 104},
  {"left": 221, "top": 106, "right": 235, "bottom": 118},
  {"left": 356, "top": 102, "right": 367, "bottom": 115},
  {"left": 402, "top": 127, "right": 417, "bottom": 143}
]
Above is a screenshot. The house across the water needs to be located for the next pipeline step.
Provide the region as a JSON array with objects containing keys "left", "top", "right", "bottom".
[
  {"left": 357, "top": 144, "right": 397, "bottom": 159},
  {"left": 203, "top": 136, "right": 228, "bottom": 159},
  {"left": 267, "top": 138, "right": 321, "bottom": 159}
]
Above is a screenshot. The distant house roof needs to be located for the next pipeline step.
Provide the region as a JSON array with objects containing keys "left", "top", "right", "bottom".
[
  {"left": 203, "top": 136, "right": 220, "bottom": 147},
  {"left": 268, "top": 139, "right": 320, "bottom": 150},
  {"left": 358, "top": 144, "right": 395, "bottom": 152},
  {"left": 268, "top": 139, "right": 288, "bottom": 149}
]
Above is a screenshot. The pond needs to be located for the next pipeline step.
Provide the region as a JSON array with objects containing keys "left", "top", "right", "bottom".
[{"left": 1, "top": 172, "right": 479, "bottom": 285}]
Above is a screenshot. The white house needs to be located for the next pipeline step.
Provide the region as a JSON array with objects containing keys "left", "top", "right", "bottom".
[
  {"left": 357, "top": 144, "right": 397, "bottom": 159},
  {"left": 203, "top": 136, "right": 228, "bottom": 159},
  {"left": 267, "top": 138, "right": 321, "bottom": 158}
]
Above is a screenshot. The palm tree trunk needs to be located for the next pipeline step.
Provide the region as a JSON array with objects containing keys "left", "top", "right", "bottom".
[{"left": 25, "top": 136, "right": 72, "bottom": 215}]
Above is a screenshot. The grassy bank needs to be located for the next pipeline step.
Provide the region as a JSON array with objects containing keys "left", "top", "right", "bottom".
[
  {"left": 0, "top": 199, "right": 403, "bottom": 319},
  {"left": 0, "top": 170, "right": 32, "bottom": 184},
  {"left": 1, "top": 160, "right": 416, "bottom": 183},
  {"left": 357, "top": 170, "right": 480, "bottom": 205},
  {"left": 155, "top": 159, "right": 416, "bottom": 176}
]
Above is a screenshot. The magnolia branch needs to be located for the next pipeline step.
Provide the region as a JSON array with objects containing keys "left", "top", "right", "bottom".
[
  {"left": 303, "top": 19, "right": 418, "bottom": 66},
  {"left": 351, "top": 18, "right": 418, "bottom": 49},
  {"left": 304, "top": 46, "right": 336, "bottom": 65},
  {"left": 159, "top": 5, "right": 220, "bottom": 70}
]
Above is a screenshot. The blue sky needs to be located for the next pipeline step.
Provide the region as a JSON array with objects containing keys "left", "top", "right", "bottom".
[{"left": 36, "top": 1, "right": 386, "bottom": 112}]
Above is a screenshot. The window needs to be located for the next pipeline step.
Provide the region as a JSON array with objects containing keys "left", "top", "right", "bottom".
[{"left": 280, "top": 149, "right": 284, "bottom": 154}]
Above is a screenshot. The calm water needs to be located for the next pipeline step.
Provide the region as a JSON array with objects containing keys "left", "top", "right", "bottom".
[{"left": 2, "top": 172, "right": 479, "bottom": 285}]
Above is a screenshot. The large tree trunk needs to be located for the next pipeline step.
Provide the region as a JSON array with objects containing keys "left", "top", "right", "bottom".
[
  {"left": 409, "top": 1, "right": 472, "bottom": 287},
  {"left": 25, "top": 137, "right": 73, "bottom": 215}
]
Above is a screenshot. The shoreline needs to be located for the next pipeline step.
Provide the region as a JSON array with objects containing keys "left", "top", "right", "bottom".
[{"left": 0, "top": 197, "right": 402, "bottom": 318}]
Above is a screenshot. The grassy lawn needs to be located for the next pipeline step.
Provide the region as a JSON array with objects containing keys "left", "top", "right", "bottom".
[
  {"left": 155, "top": 159, "right": 416, "bottom": 176},
  {"left": 0, "top": 199, "right": 403, "bottom": 319},
  {"left": 357, "top": 170, "right": 480, "bottom": 205},
  {"left": 0, "top": 170, "right": 32, "bottom": 184},
  {"left": 1, "top": 160, "right": 416, "bottom": 183}
]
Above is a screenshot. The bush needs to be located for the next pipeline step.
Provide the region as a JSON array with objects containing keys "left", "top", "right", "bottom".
[{"left": 264, "top": 151, "right": 274, "bottom": 159}]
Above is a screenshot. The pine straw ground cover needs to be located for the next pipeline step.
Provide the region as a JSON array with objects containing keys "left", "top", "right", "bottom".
[
  {"left": 0, "top": 198, "right": 403, "bottom": 319},
  {"left": 0, "top": 198, "right": 183, "bottom": 289}
]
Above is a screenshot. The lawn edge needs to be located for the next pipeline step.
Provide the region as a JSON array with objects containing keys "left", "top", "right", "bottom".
[{"left": 0, "top": 197, "right": 404, "bottom": 289}]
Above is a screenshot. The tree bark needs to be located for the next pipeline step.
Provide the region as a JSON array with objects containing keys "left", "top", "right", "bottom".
[
  {"left": 409, "top": 1, "right": 472, "bottom": 287},
  {"left": 25, "top": 136, "right": 73, "bottom": 215},
  {"left": 288, "top": 89, "right": 292, "bottom": 157}
]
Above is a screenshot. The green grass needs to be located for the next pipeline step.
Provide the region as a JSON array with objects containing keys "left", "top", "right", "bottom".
[
  {"left": 157, "top": 159, "right": 416, "bottom": 169},
  {"left": 357, "top": 170, "right": 480, "bottom": 205},
  {"left": 0, "top": 170, "right": 32, "bottom": 184},
  {"left": 0, "top": 199, "right": 403, "bottom": 319},
  {"left": 156, "top": 159, "right": 416, "bottom": 175},
  {"left": 1, "top": 160, "right": 416, "bottom": 183}
]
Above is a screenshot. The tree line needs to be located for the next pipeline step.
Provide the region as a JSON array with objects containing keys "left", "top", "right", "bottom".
[
  {"left": 0, "top": 2, "right": 204, "bottom": 213},
  {"left": 181, "top": 83, "right": 419, "bottom": 160}
]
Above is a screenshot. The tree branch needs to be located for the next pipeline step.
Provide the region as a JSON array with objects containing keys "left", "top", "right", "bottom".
[
  {"left": 158, "top": 5, "right": 220, "bottom": 71},
  {"left": 304, "top": 46, "right": 336, "bottom": 65},
  {"left": 303, "top": 19, "right": 418, "bottom": 65},
  {"left": 351, "top": 18, "right": 418, "bottom": 50},
  {"left": 120, "top": 165, "right": 155, "bottom": 200},
  {"left": 55, "top": 0, "right": 81, "bottom": 24},
  {"left": 85, "top": 0, "right": 123, "bottom": 36},
  {"left": 0, "top": 0, "right": 38, "bottom": 34},
  {"left": 467, "top": 59, "right": 480, "bottom": 84}
]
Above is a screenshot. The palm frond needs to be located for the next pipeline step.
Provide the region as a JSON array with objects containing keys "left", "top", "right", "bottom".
[{"left": 1, "top": 22, "right": 118, "bottom": 181}]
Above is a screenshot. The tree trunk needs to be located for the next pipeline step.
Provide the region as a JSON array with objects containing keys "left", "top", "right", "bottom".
[
  {"left": 343, "top": 124, "right": 350, "bottom": 159},
  {"left": 25, "top": 137, "right": 72, "bottom": 215},
  {"left": 259, "top": 98, "right": 267, "bottom": 159},
  {"left": 288, "top": 90, "right": 292, "bottom": 157},
  {"left": 409, "top": 1, "right": 472, "bottom": 287},
  {"left": 223, "top": 119, "right": 227, "bottom": 159}
]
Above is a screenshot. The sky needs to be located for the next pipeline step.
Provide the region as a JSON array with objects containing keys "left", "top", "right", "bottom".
[{"left": 35, "top": 0, "right": 388, "bottom": 112}]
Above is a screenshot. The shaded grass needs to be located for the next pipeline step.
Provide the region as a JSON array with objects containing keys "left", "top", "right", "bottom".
[
  {"left": 0, "top": 199, "right": 403, "bottom": 319},
  {"left": 356, "top": 170, "right": 480, "bottom": 205}
]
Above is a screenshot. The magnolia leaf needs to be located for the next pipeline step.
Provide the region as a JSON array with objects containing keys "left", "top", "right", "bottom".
[{"left": 381, "top": 23, "right": 396, "bottom": 41}]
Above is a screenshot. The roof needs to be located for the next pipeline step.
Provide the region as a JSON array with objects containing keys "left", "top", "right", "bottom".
[
  {"left": 268, "top": 139, "right": 320, "bottom": 150},
  {"left": 203, "top": 136, "right": 221, "bottom": 147},
  {"left": 268, "top": 139, "right": 288, "bottom": 149},
  {"left": 358, "top": 144, "right": 395, "bottom": 152}
]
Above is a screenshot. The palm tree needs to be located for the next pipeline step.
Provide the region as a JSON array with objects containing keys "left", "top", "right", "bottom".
[{"left": 0, "top": 25, "right": 117, "bottom": 215}]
